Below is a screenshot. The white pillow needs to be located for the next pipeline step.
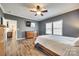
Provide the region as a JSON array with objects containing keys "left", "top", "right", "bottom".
[{"left": 73, "top": 37, "right": 79, "bottom": 47}]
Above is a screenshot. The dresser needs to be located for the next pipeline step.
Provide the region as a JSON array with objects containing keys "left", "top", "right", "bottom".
[
  {"left": 25, "top": 31, "right": 38, "bottom": 39},
  {"left": 7, "top": 32, "right": 12, "bottom": 38},
  {"left": 0, "top": 25, "right": 6, "bottom": 56}
]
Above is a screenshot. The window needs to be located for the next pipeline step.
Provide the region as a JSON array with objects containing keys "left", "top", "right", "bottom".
[
  {"left": 46, "top": 22, "right": 52, "bottom": 34},
  {"left": 53, "top": 20, "right": 63, "bottom": 35},
  {"left": 31, "top": 22, "right": 36, "bottom": 28}
]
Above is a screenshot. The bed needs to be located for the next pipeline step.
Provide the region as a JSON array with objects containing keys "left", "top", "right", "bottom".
[{"left": 35, "top": 35, "right": 79, "bottom": 56}]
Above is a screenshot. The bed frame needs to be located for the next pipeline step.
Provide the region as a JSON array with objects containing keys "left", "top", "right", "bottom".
[{"left": 35, "top": 43, "right": 60, "bottom": 56}]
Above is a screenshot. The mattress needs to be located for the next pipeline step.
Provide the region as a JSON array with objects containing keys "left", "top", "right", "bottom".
[{"left": 35, "top": 35, "right": 77, "bottom": 56}]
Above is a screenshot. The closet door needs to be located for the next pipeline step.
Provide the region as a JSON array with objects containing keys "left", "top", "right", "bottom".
[{"left": 4, "top": 19, "right": 17, "bottom": 39}]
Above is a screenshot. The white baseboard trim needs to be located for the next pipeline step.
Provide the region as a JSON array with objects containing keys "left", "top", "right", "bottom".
[{"left": 17, "top": 38, "right": 25, "bottom": 40}]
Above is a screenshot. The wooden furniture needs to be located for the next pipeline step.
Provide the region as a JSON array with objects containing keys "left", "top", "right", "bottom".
[
  {"left": 25, "top": 31, "right": 38, "bottom": 39},
  {"left": 7, "top": 32, "right": 12, "bottom": 38},
  {"left": 25, "top": 31, "right": 34, "bottom": 39},
  {"left": 0, "top": 25, "right": 6, "bottom": 56}
]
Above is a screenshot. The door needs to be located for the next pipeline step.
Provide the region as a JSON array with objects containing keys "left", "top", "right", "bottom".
[
  {"left": 4, "top": 19, "right": 17, "bottom": 39},
  {"left": 4, "top": 19, "right": 17, "bottom": 55}
]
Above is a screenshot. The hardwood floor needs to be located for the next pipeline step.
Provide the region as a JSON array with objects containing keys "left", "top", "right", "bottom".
[{"left": 5, "top": 39, "right": 46, "bottom": 56}]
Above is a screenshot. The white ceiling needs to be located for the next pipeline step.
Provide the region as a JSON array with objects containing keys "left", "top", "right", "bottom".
[{"left": 1, "top": 3, "right": 79, "bottom": 21}]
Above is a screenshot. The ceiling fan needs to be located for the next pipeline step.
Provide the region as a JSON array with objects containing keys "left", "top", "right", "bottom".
[{"left": 30, "top": 5, "right": 48, "bottom": 16}]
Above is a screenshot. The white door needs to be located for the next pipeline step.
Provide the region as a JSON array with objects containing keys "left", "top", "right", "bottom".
[{"left": 4, "top": 19, "right": 17, "bottom": 39}]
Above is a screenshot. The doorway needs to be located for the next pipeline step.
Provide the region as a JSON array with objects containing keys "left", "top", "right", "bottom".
[{"left": 4, "top": 19, "right": 18, "bottom": 55}]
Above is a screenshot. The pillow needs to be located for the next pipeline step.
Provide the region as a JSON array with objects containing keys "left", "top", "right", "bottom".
[{"left": 73, "top": 37, "right": 79, "bottom": 47}]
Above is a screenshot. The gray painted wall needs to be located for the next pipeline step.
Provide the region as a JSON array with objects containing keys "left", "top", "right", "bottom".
[
  {"left": 4, "top": 14, "right": 39, "bottom": 38},
  {"left": 0, "top": 8, "right": 3, "bottom": 16},
  {"left": 3, "top": 8, "right": 79, "bottom": 38},
  {"left": 39, "top": 9, "right": 79, "bottom": 37},
  {"left": 0, "top": 8, "right": 4, "bottom": 23}
]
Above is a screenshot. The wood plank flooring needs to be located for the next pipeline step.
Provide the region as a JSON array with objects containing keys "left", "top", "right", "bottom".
[{"left": 5, "top": 39, "right": 46, "bottom": 56}]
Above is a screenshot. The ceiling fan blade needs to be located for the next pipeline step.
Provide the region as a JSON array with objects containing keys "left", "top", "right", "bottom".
[
  {"left": 41, "top": 13, "right": 43, "bottom": 16},
  {"left": 42, "top": 10, "right": 48, "bottom": 12},
  {"left": 35, "top": 14, "right": 37, "bottom": 16},
  {"left": 30, "top": 10, "right": 35, "bottom": 12},
  {"left": 30, "top": 8, "right": 37, "bottom": 12},
  {"left": 35, "top": 13, "right": 43, "bottom": 16}
]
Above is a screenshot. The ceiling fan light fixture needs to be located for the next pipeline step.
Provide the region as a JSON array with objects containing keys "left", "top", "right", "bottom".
[
  {"left": 30, "top": 4, "right": 48, "bottom": 16},
  {"left": 36, "top": 11, "right": 41, "bottom": 15}
]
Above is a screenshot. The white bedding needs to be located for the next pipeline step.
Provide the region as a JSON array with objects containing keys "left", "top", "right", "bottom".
[
  {"left": 35, "top": 35, "right": 76, "bottom": 46},
  {"left": 35, "top": 35, "right": 78, "bottom": 56}
]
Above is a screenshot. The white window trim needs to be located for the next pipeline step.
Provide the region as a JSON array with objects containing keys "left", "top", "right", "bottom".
[
  {"left": 46, "top": 22, "right": 52, "bottom": 35},
  {"left": 31, "top": 22, "right": 36, "bottom": 28},
  {"left": 53, "top": 20, "right": 63, "bottom": 35}
]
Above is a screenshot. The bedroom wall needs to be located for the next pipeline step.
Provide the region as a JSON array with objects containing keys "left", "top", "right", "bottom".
[
  {"left": 0, "top": 8, "right": 4, "bottom": 22},
  {"left": 0, "top": 8, "right": 3, "bottom": 16},
  {"left": 4, "top": 13, "right": 39, "bottom": 39},
  {"left": 39, "top": 9, "right": 79, "bottom": 37}
]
